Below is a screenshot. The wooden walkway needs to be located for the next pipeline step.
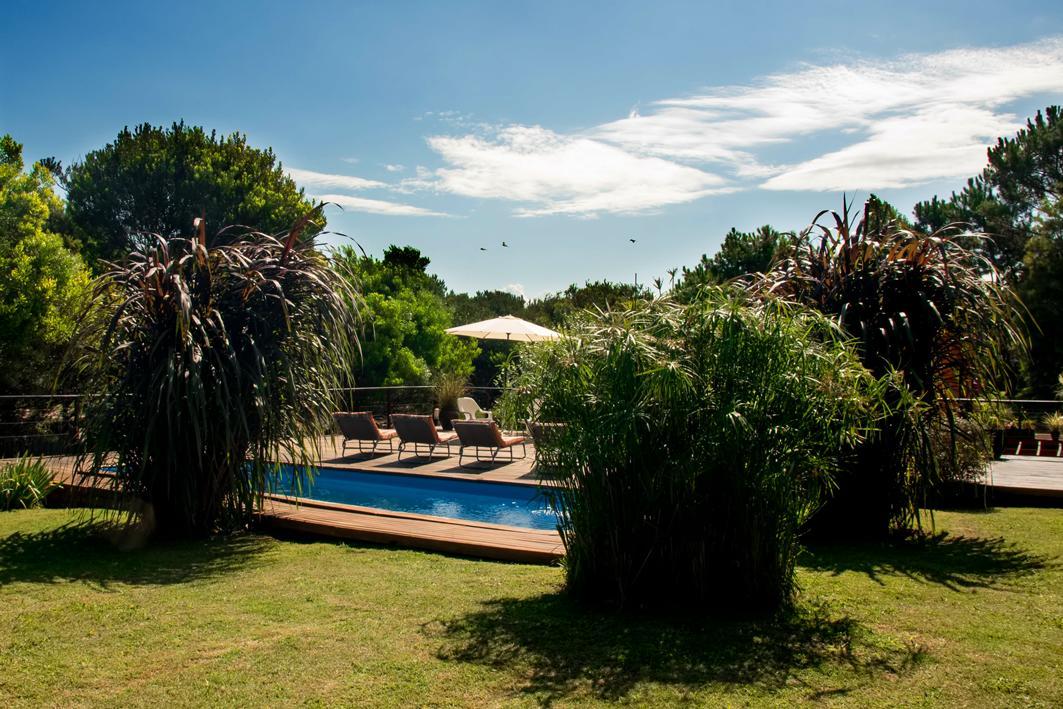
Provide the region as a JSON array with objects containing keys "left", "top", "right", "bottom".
[
  {"left": 986, "top": 455, "right": 1063, "bottom": 499},
  {"left": 259, "top": 496, "right": 562, "bottom": 563}
]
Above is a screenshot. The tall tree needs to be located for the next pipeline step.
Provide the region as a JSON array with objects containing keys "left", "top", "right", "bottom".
[
  {"left": 445, "top": 289, "right": 528, "bottom": 387},
  {"left": 446, "top": 289, "right": 526, "bottom": 325},
  {"left": 334, "top": 245, "right": 477, "bottom": 386},
  {"left": 0, "top": 135, "right": 91, "bottom": 394},
  {"left": 914, "top": 106, "right": 1063, "bottom": 278},
  {"left": 65, "top": 122, "right": 317, "bottom": 263},
  {"left": 914, "top": 107, "right": 1063, "bottom": 395},
  {"left": 1020, "top": 211, "right": 1063, "bottom": 395},
  {"left": 524, "top": 280, "right": 647, "bottom": 327},
  {"left": 674, "top": 225, "right": 792, "bottom": 302}
]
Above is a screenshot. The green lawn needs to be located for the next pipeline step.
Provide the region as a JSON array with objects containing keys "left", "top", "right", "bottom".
[{"left": 1, "top": 507, "right": 1060, "bottom": 707}]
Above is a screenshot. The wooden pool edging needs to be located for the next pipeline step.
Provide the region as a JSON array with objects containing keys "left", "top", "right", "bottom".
[{"left": 258, "top": 494, "right": 563, "bottom": 564}]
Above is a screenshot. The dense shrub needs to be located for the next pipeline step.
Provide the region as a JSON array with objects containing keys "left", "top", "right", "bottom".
[
  {"left": 756, "top": 198, "right": 1024, "bottom": 537},
  {"left": 0, "top": 455, "right": 57, "bottom": 510},
  {"left": 76, "top": 213, "right": 358, "bottom": 538},
  {"left": 499, "top": 290, "right": 877, "bottom": 612}
]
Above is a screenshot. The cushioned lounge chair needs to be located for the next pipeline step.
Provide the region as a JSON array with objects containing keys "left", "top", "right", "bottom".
[
  {"left": 457, "top": 396, "right": 493, "bottom": 421},
  {"left": 334, "top": 412, "right": 398, "bottom": 455},
  {"left": 452, "top": 420, "right": 527, "bottom": 466},
  {"left": 392, "top": 413, "right": 457, "bottom": 461}
]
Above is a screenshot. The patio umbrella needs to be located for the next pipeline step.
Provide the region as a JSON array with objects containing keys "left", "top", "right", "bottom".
[{"left": 445, "top": 315, "right": 561, "bottom": 342}]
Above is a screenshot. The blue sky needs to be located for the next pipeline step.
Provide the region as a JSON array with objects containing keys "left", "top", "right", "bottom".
[{"left": 3, "top": 1, "right": 1063, "bottom": 298}]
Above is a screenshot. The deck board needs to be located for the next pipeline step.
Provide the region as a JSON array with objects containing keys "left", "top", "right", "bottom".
[
  {"left": 986, "top": 456, "right": 1063, "bottom": 497},
  {"left": 309, "top": 434, "right": 541, "bottom": 485}
]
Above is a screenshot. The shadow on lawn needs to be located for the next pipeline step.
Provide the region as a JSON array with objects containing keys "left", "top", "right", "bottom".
[
  {"left": 433, "top": 594, "right": 925, "bottom": 704},
  {"left": 0, "top": 518, "right": 269, "bottom": 589},
  {"left": 802, "top": 532, "right": 1050, "bottom": 591}
]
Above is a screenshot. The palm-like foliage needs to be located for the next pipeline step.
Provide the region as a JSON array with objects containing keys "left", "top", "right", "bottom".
[
  {"left": 755, "top": 198, "right": 1025, "bottom": 535},
  {"left": 76, "top": 213, "right": 358, "bottom": 537},
  {"left": 0, "top": 454, "right": 57, "bottom": 510},
  {"left": 500, "top": 291, "right": 877, "bottom": 612}
]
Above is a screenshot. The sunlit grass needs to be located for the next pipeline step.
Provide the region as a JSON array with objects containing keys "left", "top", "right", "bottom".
[{"left": 1, "top": 506, "right": 1060, "bottom": 706}]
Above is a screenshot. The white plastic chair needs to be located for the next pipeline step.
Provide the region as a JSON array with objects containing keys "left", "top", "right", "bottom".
[{"left": 456, "top": 396, "right": 493, "bottom": 421}]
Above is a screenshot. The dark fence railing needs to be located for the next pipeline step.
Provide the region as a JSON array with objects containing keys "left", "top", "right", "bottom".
[
  {"left": 3, "top": 392, "right": 1056, "bottom": 458},
  {"left": 0, "top": 387, "right": 509, "bottom": 457},
  {"left": 956, "top": 398, "right": 1061, "bottom": 426},
  {"left": 331, "top": 386, "right": 506, "bottom": 426},
  {"left": 0, "top": 394, "right": 83, "bottom": 458}
]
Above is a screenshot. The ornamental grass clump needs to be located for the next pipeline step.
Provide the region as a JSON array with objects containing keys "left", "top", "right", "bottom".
[
  {"left": 501, "top": 290, "right": 876, "bottom": 612},
  {"left": 0, "top": 454, "right": 57, "bottom": 510},
  {"left": 75, "top": 212, "right": 358, "bottom": 538},
  {"left": 755, "top": 198, "right": 1024, "bottom": 538}
]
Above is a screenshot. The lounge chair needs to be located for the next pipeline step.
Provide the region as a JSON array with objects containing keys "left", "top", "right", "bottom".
[
  {"left": 457, "top": 396, "right": 493, "bottom": 421},
  {"left": 392, "top": 414, "right": 458, "bottom": 461},
  {"left": 333, "top": 412, "right": 398, "bottom": 455},
  {"left": 452, "top": 420, "right": 527, "bottom": 466}
]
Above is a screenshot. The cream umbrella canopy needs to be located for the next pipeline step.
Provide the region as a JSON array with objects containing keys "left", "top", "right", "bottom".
[{"left": 445, "top": 315, "right": 561, "bottom": 342}]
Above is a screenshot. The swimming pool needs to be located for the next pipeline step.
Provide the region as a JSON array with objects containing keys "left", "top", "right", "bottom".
[{"left": 270, "top": 465, "right": 560, "bottom": 531}]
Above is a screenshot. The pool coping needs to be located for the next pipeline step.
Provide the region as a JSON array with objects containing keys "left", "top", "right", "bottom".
[
  {"left": 262, "top": 492, "right": 560, "bottom": 535},
  {"left": 259, "top": 494, "right": 564, "bottom": 564}
]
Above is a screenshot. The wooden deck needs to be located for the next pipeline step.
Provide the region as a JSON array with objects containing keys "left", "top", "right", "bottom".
[
  {"left": 986, "top": 455, "right": 1063, "bottom": 499},
  {"left": 310, "top": 434, "right": 541, "bottom": 486}
]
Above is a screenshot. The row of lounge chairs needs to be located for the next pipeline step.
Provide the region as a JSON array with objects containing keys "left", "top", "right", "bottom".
[{"left": 333, "top": 412, "right": 527, "bottom": 466}]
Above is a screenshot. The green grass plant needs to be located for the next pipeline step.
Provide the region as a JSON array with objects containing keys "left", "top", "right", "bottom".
[
  {"left": 756, "top": 197, "right": 1025, "bottom": 538},
  {"left": 500, "top": 290, "right": 878, "bottom": 612},
  {"left": 0, "top": 455, "right": 56, "bottom": 510},
  {"left": 73, "top": 212, "right": 358, "bottom": 537}
]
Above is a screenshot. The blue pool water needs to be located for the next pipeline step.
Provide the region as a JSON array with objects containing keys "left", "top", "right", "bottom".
[{"left": 271, "top": 465, "right": 560, "bottom": 531}]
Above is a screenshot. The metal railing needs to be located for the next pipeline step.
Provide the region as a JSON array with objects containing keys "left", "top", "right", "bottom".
[
  {"left": 957, "top": 398, "right": 1062, "bottom": 425},
  {"left": 331, "top": 386, "right": 506, "bottom": 426},
  {"left": 0, "top": 394, "right": 83, "bottom": 457},
  {"left": 0, "top": 386, "right": 509, "bottom": 456}
]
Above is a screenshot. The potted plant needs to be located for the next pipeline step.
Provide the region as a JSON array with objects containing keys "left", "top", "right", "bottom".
[
  {"left": 434, "top": 372, "right": 467, "bottom": 431},
  {"left": 1042, "top": 412, "right": 1063, "bottom": 441},
  {"left": 972, "top": 399, "right": 1013, "bottom": 460}
]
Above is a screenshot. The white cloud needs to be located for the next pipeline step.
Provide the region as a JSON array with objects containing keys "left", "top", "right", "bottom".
[
  {"left": 418, "top": 125, "right": 728, "bottom": 217},
  {"left": 288, "top": 167, "right": 384, "bottom": 191},
  {"left": 316, "top": 193, "right": 450, "bottom": 217},
  {"left": 504, "top": 283, "right": 526, "bottom": 300},
  {"left": 384, "top": 163, "right": 405, "bottom": 173},
  {"left": 406, "top": 36, "right": 1063, "bottom": 213},
  {"left": 761, "top": 105, "right": 1014, "bottom": 191},
  {"left": 594, "top": 37, "right": 1063, "bottom": 191}
]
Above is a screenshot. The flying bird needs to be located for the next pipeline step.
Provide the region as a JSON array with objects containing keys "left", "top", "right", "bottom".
[
  {"left": 479, "top": 247, "right": 487, "bottom": 251},
  {"left": 629, "top": 238, "right": 637, "bottom": 243},
  {"left": 502, "top": 241, "right": 509, "bottom": 247}
]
